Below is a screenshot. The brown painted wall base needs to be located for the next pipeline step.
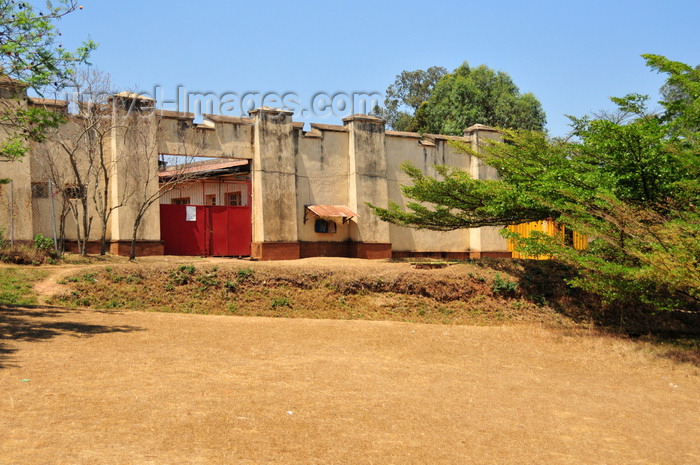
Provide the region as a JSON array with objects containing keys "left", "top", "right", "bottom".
[
  {"left": 392, "top": 250, "right": 512, "bottom": 260},
  {"left": 60, "top": 240, "right": 511, "bottom": 261},
  {"left": 468, "top": 251, "right": 513, "bottom": 259},
  {"left": 63, "top": 240, "right": 164, "bottom": 257},
  {"left": 349, "top": 242, "right": 393, "bottom": 259},
  {"left": 392, "top": 251, "right": 471, "bottom": 260},
  {"left": 299, "top": 242, "right": 349, "bottom": 259},
  {"left": 252, "top": 241, "right": 393, "bottom": 261},
  {"left": 251, "top": 242, "right": 301, "bottom": 261},
  {"left": 110, "top": 241, "right": 165, "bottom": 257}
]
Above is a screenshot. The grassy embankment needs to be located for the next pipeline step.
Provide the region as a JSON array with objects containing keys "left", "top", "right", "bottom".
[
  {"left": 1, "top": 258, "right": 698, "bottom": 365},
  {"left": 42, "top": 258, "right": 700, "bottom": 337}
]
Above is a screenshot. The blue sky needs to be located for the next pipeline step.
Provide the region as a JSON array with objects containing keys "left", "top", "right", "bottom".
[{"left": 52, "top": 0, "right": 699, "bottom": 137}]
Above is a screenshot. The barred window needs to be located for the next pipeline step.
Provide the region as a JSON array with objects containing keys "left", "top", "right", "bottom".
[
  {"left": 226, "top": 192, "right": 242, "bottom": 206},
  {"left": 314, "top": 219, "right": 337, "bottom": 234},
  {"left": 172, "top": 197, "right": 190, "bottom": 205},
  {"left": 65, "top": 185, "right": 86, "bottom": 200},
  {"left": 32, "top": 182, "right": 49, "bottom": 198}
]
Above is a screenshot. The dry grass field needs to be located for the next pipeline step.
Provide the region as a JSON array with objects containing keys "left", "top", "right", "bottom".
[{"left": 1, "top": 257, "right": 699, "bottom": 464}]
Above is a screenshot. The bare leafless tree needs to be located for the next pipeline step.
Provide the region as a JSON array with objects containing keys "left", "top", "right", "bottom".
[
  {"left": 37, "top": 69, "right": 139, "bottom": 255},
  {"left": 123, "top": 113, "right": 208, "bottom": 260},
  {"left": 36, "top": 94, "right": 96, "bottom": 255},
  {"left": 35, "top": 145, "right": 73, "bottom": 253}
]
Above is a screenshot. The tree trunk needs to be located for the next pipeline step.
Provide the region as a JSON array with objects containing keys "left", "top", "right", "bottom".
[
  {"left": 130, "top": 215, "right": 143, "bottom": 261},
  {"left": 100, "top": 232, "right": 108, "bottom": 255}
]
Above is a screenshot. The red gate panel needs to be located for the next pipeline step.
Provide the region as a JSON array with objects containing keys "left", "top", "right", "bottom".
[
  {"left": 160, "top": 204, "right": 251, "bottom": 256},
  {"left": 209, "top": 206, "right": 251, "bottom": 256},
  {"left": 160, "top": 204, "right": 208, "bottom": 255}
]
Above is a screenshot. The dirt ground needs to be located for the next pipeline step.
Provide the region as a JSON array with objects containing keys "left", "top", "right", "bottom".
[{"left": 1, "top": 298, "right": 699, "bottom": 464}]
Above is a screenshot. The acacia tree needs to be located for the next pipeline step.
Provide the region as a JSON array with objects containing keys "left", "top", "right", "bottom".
[
  {"left": 0, "top": 0, "right": 95, "bottom": 166},
  {"left": 370, "top": 55, "right": 699, "bottom": 311}
]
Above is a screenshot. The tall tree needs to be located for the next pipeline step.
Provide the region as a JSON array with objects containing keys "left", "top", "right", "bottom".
[
  {"left": 373, "top": 62, "right": 546, "bottom": 134},
  {"left": 370, "top": 55, "right": 698, "bottom": 311},
  {"left": 0, "top": 1, "right": 95, "bottom": 164},
  {"left": 659, "top": 63, "right": 700, "bottom": 126},
  {"left": 417, "top": 63, "right": 546, "bottom": 135},
  {"left": 372, "top": 66, "right": 447, "bottom": 131}
]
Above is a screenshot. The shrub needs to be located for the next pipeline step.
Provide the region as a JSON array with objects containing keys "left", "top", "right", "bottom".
[
  {"left": 271, "top": 297, "right": 291, "bottom": 308},
  {"left": 169, "top": 265, "right": 196, "bottom": 285},
  {"left": 196, "top": 270, "right": 220, "bottom": 290},
  {"left": 33, "top": 234, "right": 55, "bottom": 252},
  {"left": 492, "top": 273, "right": 519, "bottom": 296},
  {"left": 237, "top": 268, "right": 254, "bottom": 280},
  {"left": 0, "top": 245, "right": 48, "bottom": 265}
]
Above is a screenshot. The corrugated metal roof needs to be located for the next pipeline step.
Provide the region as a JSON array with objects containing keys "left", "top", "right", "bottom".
[
  {"left": 159, "top": 159, "right": 248, "bottom": 178},
  {"left": 306, "top": 205, "right": 358, "bottom": 219}
]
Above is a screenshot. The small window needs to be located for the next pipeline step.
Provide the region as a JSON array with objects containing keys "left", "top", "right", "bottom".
[
  {"left": 65, "top": 185, "right": 86, "bottom": 200},
  {"left": 314, "top": 219, "right": 337, "bottom": 234},
  {"left": 172, "top": 197, "right": 190, "bottom": 205},
  {"left": 226, "top": 192, "right": 242, "bottom": 206},
  {"left": 32, "top": 182, "right": 49, "bottom": 198},
  {"left": 206, "top": 194, "right": 216, "bottom": 206}
]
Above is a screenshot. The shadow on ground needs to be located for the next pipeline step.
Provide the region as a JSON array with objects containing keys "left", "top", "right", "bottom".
[{"left": 0, "top": 305, "right": 143, "bottom": 369}]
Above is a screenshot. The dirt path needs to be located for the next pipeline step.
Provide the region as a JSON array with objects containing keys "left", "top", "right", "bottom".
[
  {"left": 1, "top": 307, "right": 698, "bottom": 464},
  {"left": 32, "top": 266, "right": 87, "bottom": 301}
]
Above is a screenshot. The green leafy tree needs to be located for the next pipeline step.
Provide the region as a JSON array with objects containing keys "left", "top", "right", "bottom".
[
  {"left": 374, "top": 62, "right": 546, "bottom": 134},
  {"left": 370, "top": 55, "right": 699, "bottom": 311},
  {"left": 418, "top": 63, "right": 546, "bottom": 135},
  {"left": 0, "top": 0, "right": 95, "bottom": 162},
  {"left": 659, "top": 62, "right": 699, "bottom": 127},
  {"left": 371, "top": 66, "right": 447, "bottom": 131}
]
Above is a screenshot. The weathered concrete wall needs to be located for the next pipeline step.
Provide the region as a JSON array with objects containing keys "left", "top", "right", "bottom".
[
  {"left": 0, "top": 153, "right": 33, "bottom": 242},
  {"left": 251, "top": 108, "right": 298, "bottom": 243},
  {"left": 294, "top": 124, "right": 353, "bottom": 242},
  {"left": 109, "top": 110, "right": 162, "bottom": 242},
  {"left": 384, "top": 132, "right": 473, "bottom": 253},
  {"left": 3, "top": 81, "right": 511, "bottom": 258},
  {"left": 157, "top": 112, "right": 255, "bottom": 159},
  {"left": 343, "top": 115, "right": 390, "bottom": 245},
  {"left": 1, "top": 95, "right": 37, "bottom": 242},
  {"left": 464, "top": 125, "right": 508, "bottom": 254},
  {"left": 17, "top": 97, "right": 164, "bottom": 248},
  {"left": 30, "top": 117, "right": 105, "bottom": 242}
]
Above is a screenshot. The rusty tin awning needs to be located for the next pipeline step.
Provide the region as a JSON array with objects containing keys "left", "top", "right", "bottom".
[{"left": 304, "top": 205, "right": 358, "bottom": 224}]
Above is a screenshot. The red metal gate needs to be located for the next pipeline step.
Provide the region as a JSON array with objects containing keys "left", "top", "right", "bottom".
[
  {"left": 160, "top": 204, "right": 251, "bottom": 256},
  {"left": 208, "top": 205, "right": 251, "bottom": 256}
]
